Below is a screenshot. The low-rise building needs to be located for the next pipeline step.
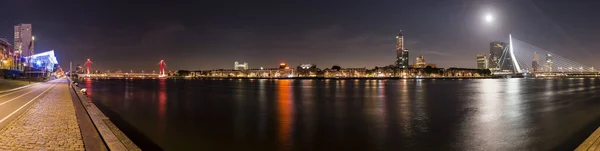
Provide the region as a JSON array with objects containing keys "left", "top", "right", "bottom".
[
  {"left": 0, "top": 39, "right": 15, "bottom": 70},
  {"left": 323, "top": 65, "right": 366, "bottom": 78},
  {"left": 477, "top": 54, "right": 489, "bottom": 69},
  {"left": 296, "top": 64, "right": 318, "bottom": 77}
]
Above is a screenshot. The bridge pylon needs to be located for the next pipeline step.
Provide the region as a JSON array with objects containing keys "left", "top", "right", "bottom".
[
  {"left": 84, "top": 59, "right": 92, "bottom": 75},
  {"left": 158, "top": 60, "right": 166, "bottom": 77}
]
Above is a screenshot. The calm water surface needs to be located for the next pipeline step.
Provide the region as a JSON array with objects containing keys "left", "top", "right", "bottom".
[{"left": 81, "top": 78, "right": 600, "bottom": 150}]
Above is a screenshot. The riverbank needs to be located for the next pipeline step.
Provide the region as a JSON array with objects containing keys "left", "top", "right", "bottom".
[
  {"left": 70, "top": 80, "right": 141, "bottom": 150},
  {"left": 0, "top": 78, "right": 141, "bottom": 150},
  {"left": 78, "top": 77, "right": 600, "bottom": 150}
]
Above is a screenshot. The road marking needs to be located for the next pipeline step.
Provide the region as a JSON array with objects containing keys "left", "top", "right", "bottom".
[
  {"left": 0, "top": 86, "right": 44, "bottom": 106},
  {"left": 0, "top": 83, "right": 57, "bottom": 124}
]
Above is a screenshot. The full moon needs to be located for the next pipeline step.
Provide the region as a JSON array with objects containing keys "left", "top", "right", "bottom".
[{"left": 484, "top": 14, "right": 493, "bottom": 23}]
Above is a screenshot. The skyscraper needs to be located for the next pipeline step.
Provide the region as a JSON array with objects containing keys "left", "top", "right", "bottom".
[
  {"left": 476, "top": 54, "right": 488, "bottom": 69},
  {"left": 546, "top": 54, "right": 553, "bottom": 72},
  {"left": 532, "top": 52, "right": 539, "bottom": 72},
  {"left": 14, "top": 24, "right": 33, "bottom": 70},
  {"left": 499, "top": 45, "right": 515, "bottom": 72},
  {"left": 395, "top": 31, "right": 409, "bottom": 68},
  {"left": 488, "top": 42, "right": 506, "bottom": 71}
]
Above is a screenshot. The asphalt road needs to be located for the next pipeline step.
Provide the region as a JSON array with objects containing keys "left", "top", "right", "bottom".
[{"left": 0, "top": 78, "right": 64, "bottom": 129}]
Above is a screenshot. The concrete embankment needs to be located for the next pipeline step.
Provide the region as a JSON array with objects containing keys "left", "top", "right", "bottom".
[
  {"left": 576, "top": 126, "right": 600, "bottom": 151},
  {"left": 69, "top": 80, "right": 141, "bottom": 150}
]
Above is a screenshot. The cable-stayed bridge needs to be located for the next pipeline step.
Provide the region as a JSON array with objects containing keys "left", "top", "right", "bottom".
[{"left": 491, "top": 34, "right": 598, "bottom": 77}]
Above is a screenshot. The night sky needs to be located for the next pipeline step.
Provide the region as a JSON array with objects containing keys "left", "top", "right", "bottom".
[{"left": 1, "top": 0, "right": 599, "bottom": 72}]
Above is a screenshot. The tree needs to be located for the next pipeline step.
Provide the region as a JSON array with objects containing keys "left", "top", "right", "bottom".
[
  {"left": 425, "top": 66, "right": 433, "bottom": 75},
  {"left": 332, "top": 65, "right": 341, "bottom": 71},
  {"left": 483, "top": 69, "right": 492, "bottom": 76},
  {"left": 175, "top": 70, "right": 191, "bottom": 77}
]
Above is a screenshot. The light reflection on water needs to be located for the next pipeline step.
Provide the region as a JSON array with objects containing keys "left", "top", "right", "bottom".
[
  {"left": 276, "top": 80, "right": 293, "bottom": 149},
  {"left": 157, "top": 78, "right": 167, "bottom": 141},
  {"left": 82, "top": 78, "right": 600, "bottom": 151}
]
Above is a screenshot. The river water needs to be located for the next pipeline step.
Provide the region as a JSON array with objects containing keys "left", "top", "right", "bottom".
[{"left": 80, "top": 78, "right": 600, "bottom": 150}]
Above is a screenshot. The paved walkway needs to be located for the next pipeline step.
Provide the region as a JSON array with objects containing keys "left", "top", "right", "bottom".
[
  {"left": 0, "top": 79, "right": 84, "bottom": 150},
  {"left": 577, "top": 126, "right": 600, "bottom": 151}
]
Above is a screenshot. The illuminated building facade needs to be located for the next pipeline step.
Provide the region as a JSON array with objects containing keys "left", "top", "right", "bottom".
[
  {"left": 476, "top": 54, "right": 488, "bottom": 69},
  {"left": 545, "top": 54, "right": 553, "bottom": 72},
  {"left": 296, "top": 64, "right": 318, "bottom": 77},
  {"left": 414, "top": 55, "right": 426, "bottom": 68},
  {"left": 532, "top": 52, "right": 539, "bottom": 72},
  {"left": 199, "top": 62, "right": 294, "bottom": 78},
  {"left": 234, "top": 61, "right": 248, "bottom": 70},
  {"left": 26, "top": 50, "right": 58, "bottom": 72},
  {"left": 395, "top": 31, "right": 409, "bottom": 68},
  {"left": 14, "top": 24, "right": 33, "bottom": 70},
  {"left": 323, "top": 66, "right": 366, "bottom": 78},
  {"left": 0, "top": 39, "right": 15, "bottom": 70},
  {"left": 489, "top": 41, "right": 506, "bottom": 71},
  {"left": 279, "top": 62, "right": 289, "bottom": 70},
  {"left": 409, "top": 55, "right": 436, "bottom": 69}
]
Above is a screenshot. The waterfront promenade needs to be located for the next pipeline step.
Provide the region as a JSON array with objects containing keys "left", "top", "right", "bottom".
[
  {"left": 0, "top": 78, "right": 138, "bottom": 150},
  {"left": 0, "top": 79, "right": 84, "bottom": 150},
  {"left": 577, "top": 127, "right": 600, "bottom": 151}
]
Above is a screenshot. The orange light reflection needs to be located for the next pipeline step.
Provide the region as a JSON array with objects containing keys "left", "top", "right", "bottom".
[{"left": 277, "top": 80, "right": 294, "bottom": 149}]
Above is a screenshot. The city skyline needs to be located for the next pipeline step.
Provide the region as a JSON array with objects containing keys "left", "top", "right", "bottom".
[{"left": 0, "top": 0, "right": 599, "bottom": 72}]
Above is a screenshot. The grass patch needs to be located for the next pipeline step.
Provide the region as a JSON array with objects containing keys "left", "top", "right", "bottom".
[{"left": 0, "top": 79, "right": 36, "bottom": 91}]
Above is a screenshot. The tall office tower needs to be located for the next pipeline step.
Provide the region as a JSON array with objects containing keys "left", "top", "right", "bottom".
[
  {"left": 14, "top": 24, "right": 33, "bottom": 69},
  {"left": 489, "top": 41, "right": 506, "bottom": 70},
  {"left": 546, "top": 54, "right": 553, "bottom": 72},
  {"left": 395, "top": 31, "right": 409, "bottom": 68},
  {"left": 532, "top": 52, "right": 539, "bottom": 72},
  {"left": 499, "top": 45, "right": 516, "bottom": 72},
  {"left": 476, "top": 54, "right": 488, "bottom": 69}
]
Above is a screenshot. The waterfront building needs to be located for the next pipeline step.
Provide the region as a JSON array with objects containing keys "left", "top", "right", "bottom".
[
  {"left": 546, "top": 54, "right": 553, "bottom": 72},
  {"left": 489, "top": 41, "right": 516, "bottom": 73},
  {"left": 489, "top": 41, "right": 506, "bottom": 71},
  {"left": 532, "top": 52, "right": 539, "bottom": 72},
  {"left": 0, "top": 39, "right": 14, "bottom": 70},
  {"left": 14, "top": 24, "right": 33, "bottom": 70},
  {"left": 445, "top": 68, "right": 491, "bottom": 77},
  {"left": 409, "top": 55, "right": 436, "bottom": 69},
  {"left": 323, "top": 65, "right": 366, "bottom": 78},
  {"left": 414, "top": 55, "right": 426, "bottom": 68},
  {"left": 401, "top": 49, "right": 409, "bottom": 68},
  {"left": 234, "top": 61, "right": 248, "bottom": 70},
  {"left": 197, "top": 62, "right": 294, "bottom": 78},
  {"left": 476, "top": 54, "right": 488, "bottom": 69},
  {"left": 296, "top": 64, "right": 318, "bottom": 77},
  {"left": 279, "top": 62, "right": 289, "bottom": 70},
  {"left": 25, "top": 50, "right": 58, "bottom": 72},
  {"left": 395, "top": 31, "right": 409, "bottom": 68}
]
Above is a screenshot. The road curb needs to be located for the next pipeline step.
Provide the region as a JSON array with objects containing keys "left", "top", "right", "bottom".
[{"left": 0, "top": 82, "right": 40, "bottom": 94}]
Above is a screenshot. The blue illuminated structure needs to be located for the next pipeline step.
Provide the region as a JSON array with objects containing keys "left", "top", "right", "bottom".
[{"left": 26, "top": 50, "right": 58, "bottom": 72}]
